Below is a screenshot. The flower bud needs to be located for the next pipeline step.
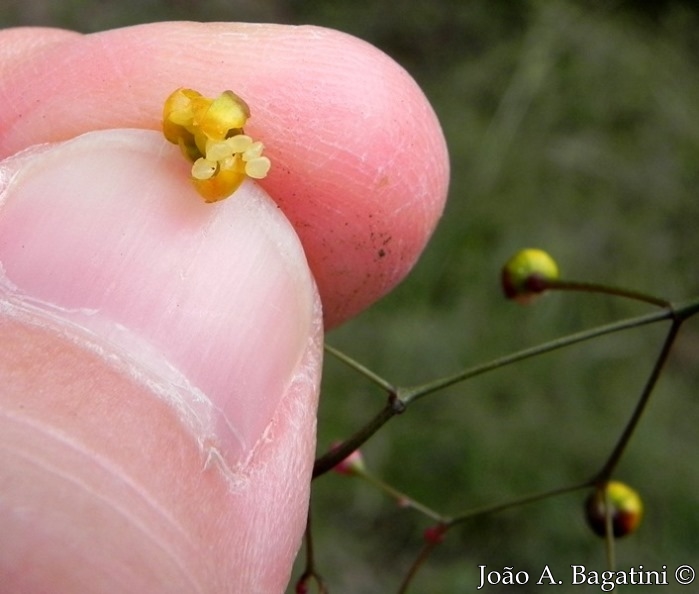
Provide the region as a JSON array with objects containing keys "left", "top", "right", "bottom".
[
  {"left": 501, "top": 248, "right": 559, "bottom": 304},
  {"left": 423, "top": 523, "right": 447, "bottom": 545},
  {"left": 331, "top": 443, "right": 366, "bottom": 476},
  {"left": 295, "top": 577, "right": 310, "bottom": 594},
  {"left": 585, "top": 481, "right": 643, "bottom": 538}
]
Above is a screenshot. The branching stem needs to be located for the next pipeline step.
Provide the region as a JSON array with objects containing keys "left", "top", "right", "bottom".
[
  {"left": 313, "top": 397, "right": 403, "bottom": 478},
  {"left": 448, "top": 480, "right": 591, "bottom": 527},
  {"left": 400, "top": 307, "right": 674, "bottom": 404},
  {"left": 324, "top": 343, "right": 396, "bottom": 393},
  {"left": 356, "top": 468, "right": 445, "bottom": 522},
  {"left": 312, "top": 295, "right": 699, "bottom": 591},
  {"left": 316, "top": 298, "right": 699, "bottom": 478},
  {"left": 594, "top": 319, "right": 682, "bottom": 482}
]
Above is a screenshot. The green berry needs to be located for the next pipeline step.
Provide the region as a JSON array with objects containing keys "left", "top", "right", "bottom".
[{"left": 501, "top": 248, "right": 559, "bottom": 303}]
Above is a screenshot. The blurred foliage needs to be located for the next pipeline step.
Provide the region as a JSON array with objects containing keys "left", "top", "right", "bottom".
[{"left": 3, "top": 1, "right": 699, "bottom": 592}]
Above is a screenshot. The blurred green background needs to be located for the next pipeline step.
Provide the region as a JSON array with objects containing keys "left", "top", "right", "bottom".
[{"left": 3, "top": 1, "right": 698, "bottom": 592}]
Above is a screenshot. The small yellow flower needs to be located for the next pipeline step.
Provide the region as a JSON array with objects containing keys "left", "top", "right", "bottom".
[{"left": 162, "top": 88, "right": 271, "bottom": 203}]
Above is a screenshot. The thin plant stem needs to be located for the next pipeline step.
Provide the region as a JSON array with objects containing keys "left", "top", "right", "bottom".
[
  {"left": 595, "top": 319, "right": 683, "bottom": 482},
  {"left": 400, "top": 307, "right": 675, "bottom": 405},
  {"left": 448, "top": 480, "right": 591, "bottom": 527},
  {"left": 310, "top": 295, "right": 699, "bottom": 590},
  {"left": 395, "top": 481, "right": 591, "bottom": 594},
  {"left": 545, "top": 279, "right": 671, "bottom": 309},
  {"left": 324, "top": 343, "right": 396, "bottom": 392},
  {"left": 357, "top": 469, "right": 445, "bottom": 522},
  {"left": 396, "top": 539, "right": 442, "bottom": 594},
  {"left": 674, "top": 296, "right": 699, "bottom": 321},
  {"left": 304, "top": 511, "right": 315, "bottom": 572},
  {"left": 296, "top": 509, "right": 328, "bottom": 594},
  {"left": 314, "top": 297, "right": 699, "bottom": 479},
  {"left": 313, "top": 397, "right": 403, "bottom": 478},
  {"left": 604, "top": 487, "right": 616, "bottom": 571}
]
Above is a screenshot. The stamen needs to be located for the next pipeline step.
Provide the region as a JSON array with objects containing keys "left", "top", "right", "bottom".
[
  {"left": 227, "top": 134, "right": 253, "bottom": 153},
  {"left": 191, "top": 158, "right": 218, "bottom": 180},
  {"left": 205, "top": 140, "right": 234, "bottom": 162},
  {"left": 245, "top": 157, "right": 272, "bottom": 179},
  {"left": 243, "top": 141, "right": 264, "bottom": 161}
]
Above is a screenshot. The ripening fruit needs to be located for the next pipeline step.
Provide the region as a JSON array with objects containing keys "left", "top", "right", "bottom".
[
  {"left": 585, "top": 481, "right": 643, "bottom": 538},
  {"left": 501, "top": 248, "right": 559, "bottom": 304}
]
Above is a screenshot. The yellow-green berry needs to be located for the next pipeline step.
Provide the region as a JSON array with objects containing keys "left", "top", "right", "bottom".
[
  {"left": 501, "top": 248, "right": 559, "bottom": 304},
  {"left": 585, "top": 481, "right": 643, "bottom": 538}
]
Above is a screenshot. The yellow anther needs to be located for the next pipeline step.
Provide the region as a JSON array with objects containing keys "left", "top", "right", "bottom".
[
  {"left": 205, "top": 140, "right": 235, "bottom": 162},
  {"left": 191, "top": 158, "right": 218, "bottom": 181},
  {"left": 245, "top": 157, "right": 272, "bottom": 179},
  {"left": 227, "top": 134, "right": 254, "bottom": 153}
]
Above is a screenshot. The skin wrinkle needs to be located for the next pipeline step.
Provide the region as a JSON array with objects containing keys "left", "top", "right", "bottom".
[
  {"left": 1, "top": 309, "right": 316, "bottom": 592},
  {"left": 0, "top": 413, "right": 205, "bottom": 593},
  {"left": 0, "top": 29, "right": 77, "bottom": 90},
  {"left": 201, "top": 296, "right": 322, "bottom": 590},
  {"left": 0, "top": 292, "right": 242, "bottom": 465}
]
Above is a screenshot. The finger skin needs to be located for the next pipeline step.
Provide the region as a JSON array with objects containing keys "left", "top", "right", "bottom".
[
  {"left": 0, "top": 27, "right": 80, "bottom": 76},
  {"left": 0, "top": 22, "right": 449, "bottom": 593},
  {"left": 0, "top": 132, "right": 323, "bottom": 593},
  {"left": 0, "top": 22, "right": 450, "bottom": 327},
  {"left": 0, "top": 314, "right": 321, "bottom": 594}
]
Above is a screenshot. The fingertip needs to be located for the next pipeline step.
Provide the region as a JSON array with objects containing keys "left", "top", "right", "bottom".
[
  {"left": 0, "top": 128, "right": 319, "bottom": 463},
  {"left": 0, "top": 128, "right": 324, "bottom": 592},
  {"left": 0, "top": 27, "right": 80, "bottom": 78},
  {"left": 0, "top": 22, "right": 449, "bottom": 327},
  {"left": 252, "top": 26, "right": 450, "bottom": 326}
]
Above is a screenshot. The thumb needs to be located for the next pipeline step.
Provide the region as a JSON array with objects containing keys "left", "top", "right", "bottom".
[{"left": 0, "top": 129, "right": 321, "bottom": 592}]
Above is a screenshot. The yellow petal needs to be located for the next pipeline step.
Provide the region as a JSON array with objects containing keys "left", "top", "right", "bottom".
[
  {"left": 163, "top": 88, "right": 267, "bottom": 203},
  {"left": 192, "top": 168, "right": 246, "bottom": 203},
  {"left": 162, "top": 88, "right": 201, "bottom": 139},
  {"left": 195, "top": 91, "right": 250, "bottom": 140}
]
